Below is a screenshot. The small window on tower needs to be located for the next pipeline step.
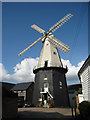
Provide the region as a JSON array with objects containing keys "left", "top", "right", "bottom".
[
  {"left": 44, "top": 61, "right": 48, "bottom": 67},
  {"left": 44, "top": 78, "right": 48, "bottom": 80},
  {"left": 53, "top": 52, "right": 56, "bottom": 55},
  {"left": 59, "top": 81, "right": 62, "bottom": 86},
  {"left": 59, "top": 81, "right": 63, "bottom": 89}
]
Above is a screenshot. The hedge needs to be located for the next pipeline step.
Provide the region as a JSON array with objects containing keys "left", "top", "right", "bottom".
[{"left": 78, "top": 101, "right": 90, "bottom": 120}]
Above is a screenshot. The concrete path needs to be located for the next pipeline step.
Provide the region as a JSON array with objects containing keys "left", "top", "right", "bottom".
[{"left": 18, "top": 107, "right": 76, "bottom": 119}]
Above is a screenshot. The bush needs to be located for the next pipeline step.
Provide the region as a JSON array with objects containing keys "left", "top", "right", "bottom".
[
  {"left": 77, "top": 88, "right": 82, "bottom": 94},
  {"left": 47, "top": 101, "right": 54, "bottom": 108},
  {"left": 37, "top": 101, "right": 43, "bottom": 107},
  {"left": 78, "top": 101, "right": 90, "bottom": 120}
]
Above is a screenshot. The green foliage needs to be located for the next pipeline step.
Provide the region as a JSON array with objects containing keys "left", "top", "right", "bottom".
[
  {"left": 37, "top": 101, "right": 43, "bottom": 107},
  {"left": 78, "top": 101, "right": 90, "bottom": 120},
  {"left": 77, "top": 88, "right": 82, "bottom": 94},
  {"left": 47, "top": 101, "right": 54, "bottom": 107}
]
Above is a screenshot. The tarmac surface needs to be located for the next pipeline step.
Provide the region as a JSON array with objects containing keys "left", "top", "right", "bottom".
[{"left": 18, "top": 107, "right": 76, "bottom": 120}]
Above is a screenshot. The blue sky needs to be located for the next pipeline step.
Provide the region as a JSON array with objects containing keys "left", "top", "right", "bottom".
[{"left": 1, "top": 2, "right": 88, "bottom": 84}]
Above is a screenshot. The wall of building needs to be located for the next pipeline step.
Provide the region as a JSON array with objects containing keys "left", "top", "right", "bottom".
[
  {"left": 53, "top": 69, "right": 69, "bottom": 107},
  {"left": 2, "top": 97, "right": 18, "bottom": 119},
  {"left": 18, "top": 90, "right": 26, "bottom": 101},
  {"left": 80, "top": 66, "right": 90, "bottom": 101},
  {"left": 33, "top": 69, "right": 54, "bottom": 106},
  {"left": 68, "top": 91, "right": 76, "bottom": 107},
  {"left": 78, "top": 94, "right": 83, "bottom": 103},
  {"left": 26, "top": 83, "right": 34, "bottom": 104},
  {"left": 33, "top": 67, "right": 69, "bottom": 107},
  {"left": 88, "top": 66, "right": 90, "bottom": 101}
]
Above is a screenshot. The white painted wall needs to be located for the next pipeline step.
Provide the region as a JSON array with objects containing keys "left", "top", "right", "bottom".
[
  {"left": 80, "top": 65, "right": 90, "bottom": 101},
  {"left": 88, "top": 66, "right": 90, "bottom": 101},
  {"left": 37, "top": 39, "right": 63, "bottom": 68},
  {"left": 78, "top": 94, "right": 83, "bottom": 103}
]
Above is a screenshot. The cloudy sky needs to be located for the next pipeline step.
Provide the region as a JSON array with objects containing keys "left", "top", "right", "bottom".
[{"left": 1, "top": 2, "right": 88, "bottom": 85}]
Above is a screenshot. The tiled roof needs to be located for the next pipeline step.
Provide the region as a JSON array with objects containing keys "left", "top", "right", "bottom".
[
  {"left": 11, "top": 82, "right": 34, "bottom": 91},
  {"left": 0, "top": 82, "right": 17, "bottom": 97},
  {"left": 67, "top": 84, "right": 82, "bottom": 91}
]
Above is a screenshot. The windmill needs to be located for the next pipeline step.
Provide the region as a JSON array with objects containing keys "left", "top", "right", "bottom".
[{"left": 19, "top": 13, "right": 73, "bottom": 107}]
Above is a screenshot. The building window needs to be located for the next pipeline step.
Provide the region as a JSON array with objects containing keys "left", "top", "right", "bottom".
[
  {"left": 53, "top": 52, "right": 56, "bottom": 55},
  {"left": 60, "top": 86, "right": 62, "bottom": 89},
  {"left": 44, "top": 61, "right": 48, "bottom": 67},
  {"left": 43, "top": 83, "right": 49, "bottom": 93},
  {"left": 59, "top": 81, "right": 62, "bottom": 89},
  {"left": 59, "top": 81, "right": 62, "bottom": 86},
  {"left": 44, "top": 78, "right": 48, "bottom": 80},
  {"left": 44, "top": 83, "right": 48, "bottom": 88}
]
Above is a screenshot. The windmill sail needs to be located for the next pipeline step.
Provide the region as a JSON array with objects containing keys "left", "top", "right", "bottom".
[
  {"left": 19, "top": 13, "right": 73, "bottom": 56},
  {"left": 48, "top": 36, "right": 70, "bottom": 53},
  {"left": 31, "top": 24, "right": 45, "bottom": 34},
  {"left": 18, "top": 37, "right": 44, "bottom": 56},
  {"left": 48, "top": 13, "right": 73, "bottom": 33}
]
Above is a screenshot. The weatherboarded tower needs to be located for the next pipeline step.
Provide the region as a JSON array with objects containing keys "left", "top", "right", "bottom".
[
  {"left": 33, "top": 39, "right": 70, "bottom": 107},
  {"left": 18, "top": 13, "right": 73, "bottom": 107}
]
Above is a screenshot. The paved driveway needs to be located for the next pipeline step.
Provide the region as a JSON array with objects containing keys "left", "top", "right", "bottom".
[{"left": 18, "top": 107, "right": 76, "bottom": 119}]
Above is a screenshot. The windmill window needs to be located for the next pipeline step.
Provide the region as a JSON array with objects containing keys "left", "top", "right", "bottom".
[
  {"left": 59, "top": 81, "right": 62, "bottom": 86},
  {"left": 44, "top": 61, "right": 48, "bottom": 67},
  {"left": 60, "top": 86, "right": 62, "bottom": 89},
  {"left": 53, "top": 52, "right": 56, "bottom": 55},
  {"left": 44, "top": 83, "right": 49, "bottom": 88},
  {"left": 44, "top": 83, "right": 48, "bottom": 88},
  {"left": 59, "top": 81, "right": 63, "bottom": 89},
  {"left": 44, "top": 78, "right": 48, "bottom": 80},
  {"left": 46, "top": 44, "right": 48, "bottom": 46}
]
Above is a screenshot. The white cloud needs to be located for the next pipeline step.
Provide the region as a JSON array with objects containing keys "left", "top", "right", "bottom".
[
  {"left": 61, "top": 59, "right": 84, "bottom": 84},
  {"left": 0, "top": 57, "right": 38, "bottom": 83},
  {"left": 0, "top": 63, "right": 11, "bottom": 81},
  {"left": 0, "top": 57, "right": 84, "bottom": 85},
  {"left": 12, "top": 57, "right": 39, "bottom": 82}
]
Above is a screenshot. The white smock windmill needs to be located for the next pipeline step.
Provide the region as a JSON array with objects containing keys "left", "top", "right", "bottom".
[{"left": 18, "top": 13, "right": 73, "bottom": 107}]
